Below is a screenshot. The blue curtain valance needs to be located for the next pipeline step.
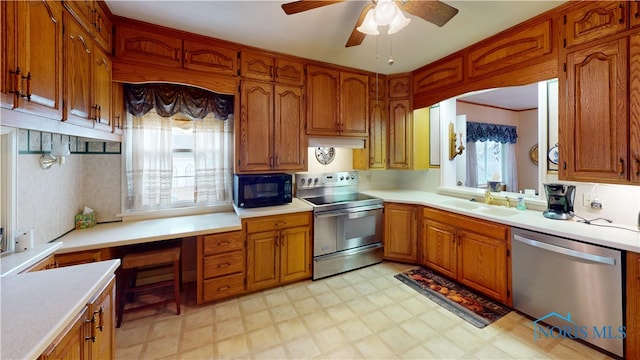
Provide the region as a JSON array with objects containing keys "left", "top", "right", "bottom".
[{"left": 466, "top": 122, "right": 517, "bottom": 144}]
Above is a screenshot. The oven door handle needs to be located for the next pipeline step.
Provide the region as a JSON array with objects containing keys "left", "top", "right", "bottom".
[
  {"left": 513, "top": 234, "right": 617, "bottom": 265},
  {"left": 315, "top": 210, "right": 343, "bottom": 218},
  {"left": 341, "top": 205, "right": 383, "bottom": 218}
]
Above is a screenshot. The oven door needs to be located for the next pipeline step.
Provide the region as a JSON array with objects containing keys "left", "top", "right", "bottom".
[{"left": 337, "top": 205, "right": 383, "bottom": 251}]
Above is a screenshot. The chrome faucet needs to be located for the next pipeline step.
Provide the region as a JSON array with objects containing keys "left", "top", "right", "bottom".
[{"left": 484, "top": 189, "right": 493, "bottom": 205}]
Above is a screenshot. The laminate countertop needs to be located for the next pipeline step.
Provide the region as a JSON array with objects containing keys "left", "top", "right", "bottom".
[
  {"left": 0, "top": 242, "right": 63, "bottom": 277},
  {"left": 0, "top": 259, "right": 120, "bottom": 360},
  {"left": 363, "top": 189, "right": 640, "bottom": 253}
]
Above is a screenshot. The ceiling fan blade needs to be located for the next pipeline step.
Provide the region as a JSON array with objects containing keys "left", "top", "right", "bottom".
[
  {"left": 281, "top": 0, "right": 345, "bottom": 15},
  {"left": 397, "top": 0, "right": 459, "bottom": 27},
  {"left": 345, "top": 3, "right": 373, "bottom": 48}
]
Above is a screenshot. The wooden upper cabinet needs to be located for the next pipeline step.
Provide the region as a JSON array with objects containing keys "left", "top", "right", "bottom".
[
  {"left": 64, "top": 14, "right": 95, "bottom": 128},
  {"left": 183, "top": 40, "right": 237, "bottom": 76},
  {"left": 413, "top": 56, "right": 463, "bottom": 95},
  {"left": 275, "top": 58, "right": 304, "bottom": 86},
  {"left": 468, "top": 19, "right": 552, "bottom": 79},
  {"left": 2, "top": 1, "right": 64, "bottom": 120},
  {"left": 306, "top": 65, "right": 340, "bottom": 135},
  {"left": 369, "top": 75, "right": 387, "bottom": 100},
  {"left": 368, "top": 98, "right": 387, "bottom": 169},
  {"left": 388, "top": 75, "right": 411, "bottom": 98},
  {"left": 93, "top": 47, "right": 112, "bottom": 131},
  {"left": 115, "top": 25, "right": 182, "bottom": 68},
  {"left": 339, "top": 71, "right": 368, "bottom": 136},
  {"left": 562, "top": 38, "right": 629, "bottom": 183},
  {"left": 241, "top": 51, "right": 274, "bottom": 81},
  {"left": 565, "top": 2, "right": 628, "bottom": 48},
  {"left": 273, "top": 84, "right": 306, "bottom": 171},
  {"left": 630, "top": 33, "right": 640, "bottom": 184},
  {"left": 388, "top": 98, "right": 412, "bottom": 169},
  {"left": 64, "top": 0, "right": 112, "bottom": 53},
  {"left": 632, "top": 1, "right": 640, "bottom": 28},
  {"left": 238, "top": 80, "right": 274, "bottom": 172},
  {"left": 112, "top": 82, "right": 124, "bottom": 134}
]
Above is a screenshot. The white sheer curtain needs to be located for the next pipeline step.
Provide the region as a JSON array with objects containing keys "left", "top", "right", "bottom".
[
  {"left": 466, "top": 140, "right": 478, "bottom": 188},
  {"left": 503, "top": 143, "right": 518, "bottom": 192},
  {"left": 193, "top": 114, "right": 233, "bottom": 204},
  {"left": 125, "top": 110, "right": 173, "bottom": 211}
]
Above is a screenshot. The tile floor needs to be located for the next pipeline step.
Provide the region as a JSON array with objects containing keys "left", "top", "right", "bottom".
[{"left": 115, "top": 262, "right": 613, "bottom": 359}]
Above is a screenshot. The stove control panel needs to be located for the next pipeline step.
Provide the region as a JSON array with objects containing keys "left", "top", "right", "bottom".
[{"left": 295, "top": 171, "right": 358, "bottom": 190}]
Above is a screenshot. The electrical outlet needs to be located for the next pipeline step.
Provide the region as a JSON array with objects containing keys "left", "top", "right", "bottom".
[
  {"left": 582, "top": 193, "right": 591, "bottom": 207},
  {"left": 591, "top": 199, "right": 603, "bottom": 209}
]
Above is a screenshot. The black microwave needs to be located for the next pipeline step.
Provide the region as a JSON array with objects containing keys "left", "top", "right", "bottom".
[{"left": 233, "top": 173, "right": 292, "bottom": 208}]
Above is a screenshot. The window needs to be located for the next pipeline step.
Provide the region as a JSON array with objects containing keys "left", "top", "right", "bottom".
[
  {"left": 122, "top": 84, "right": 234, "bottom": 215},
  {"left": 476, "top": 140, "right": 506, "bottom": 187}
]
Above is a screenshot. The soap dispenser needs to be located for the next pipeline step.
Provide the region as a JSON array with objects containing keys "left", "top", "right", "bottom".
[{"left": 517, "top": 191, "right": 527, "bottom": 210}]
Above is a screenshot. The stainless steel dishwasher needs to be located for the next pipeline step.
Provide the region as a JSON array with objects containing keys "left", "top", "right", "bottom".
[{"left": 511, "top": 227, "right": 623, "bottom": 357}]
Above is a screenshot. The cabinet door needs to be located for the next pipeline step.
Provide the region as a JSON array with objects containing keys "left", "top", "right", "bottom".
[
  {"left": 93, "top": 47, "right": 112, "bottom": 131},
  {"left": 563, "top": 39, "right": 628, "bottom": 182},
  {"left": 280, "top": 226, "right": 311, "bottom": 283},
  {"left": 354, "top": 98, "right": 387, "bottom": 170},
  {"left": 457, "top": 230, "right": 508, "bottom": 303},
  {"left": 631, "top": 33, "right": 640, "bottom": 183},
  {"left": 632, "top": 2, "right": 640, "bottom": 29},
  {"left": 112, "top": 82, "right": 124, "bottom": 134},
  {"left": 383, "top": 203, "right": 418, "bottom": 262},
  {"left": 40, "top": 306, "right": 88, "bottom": 360},
  {"left": 63, "top": 15, "right": 94, "bottom": 128},
  {"left": 565, "top": 2, "right": 628, "bottom": 48},
  {"left": 275, "top": 58, "right": 304, "bottom": 86},
  {"left": 340, "top": 71, "right": 368, "bottom": 136},
  {"left": 388, "top": 99, "right": 412, "bottom": 169},
  {"left": 246, "top": 231, "right": 280, "bottom": 291},
  {"left": 421, "top": 220, "right": 456, "bottom": 279},
  {"left": 87, "top": 278, "right": 114, "bottom": 360},
  {"left": 183, "top": 40, "right": 237, "bottom": 76},
  {"left": 115, "top": 25, "right": 182, "bottom": 68},
  {"left": 274, "top": 84, "right": 306, "bottom": 171},
  {"left": 306, "top": 65, "right": 339, "bottom": 135},
  {"left": 55, "top": 249, "right": 104, "bottom": 267},
  {"left": 388, "top": 75, "right": 411, "bottom": 99},
  {"left": 92, "top": 2, "right": 112, "bottom": 53},
  {"left": 241, "top": 51, "right": 274, "bottom": 81},
  {"left": 5, "top": 1, "right": 64, "bottom": 120},
  {"left": 238, "top": 80, "right": 274, "bottom": 172}
]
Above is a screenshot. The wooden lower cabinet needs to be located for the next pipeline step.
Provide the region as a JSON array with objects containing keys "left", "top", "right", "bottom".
[
  {"left": 55, "top": 249, "right": 110, "bottom": 267},
  {"left": 383, "top": 202, "right": 419, "bottom": 262},
  {"left": 421, "top": 206, "right": 510, "bottom": 305},
  {"left": 40, "top": 276, "right": 115, "bottom": 360},
  {"left": 21, "top": 254, "right": 57, "bottom": 272},
  {"left": 245, "top": 212, "right": 312, "bottom": 292},
  {"left": 627, "top": 251, "right": 640, "bottom": 359},
  {"left": 197, "top": 231, "right": 245, "bottom": 304}
]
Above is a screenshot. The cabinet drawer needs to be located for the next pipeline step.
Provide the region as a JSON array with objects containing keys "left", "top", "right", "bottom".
[
  {"left": 203, "top": 273, "right": 244, "bottom": 302},
  {"left": 423, "top": 206, "right": 508, "bottom": 240},
  {"left": 202, "top": 231, "right": 244, "bottom": 255},
  {"left": 204, "top": 250, "right": 244, "bottom": 278},
  {"left": 245, "top": 213, "right": 310, "bottom": 234}
]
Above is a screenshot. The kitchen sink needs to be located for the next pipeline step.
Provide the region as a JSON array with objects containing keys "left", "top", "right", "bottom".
[
  {"left": 440, "top": 199, "right": 480, "bottom": 210},
  {"left": 477, "top": 206, "right": 520, "bottom": 217}
]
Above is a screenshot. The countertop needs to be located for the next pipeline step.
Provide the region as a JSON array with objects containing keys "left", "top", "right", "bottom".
[
  {"left": 234, "top": 198, "right": 313, "bottom": 219},
  {"left": 55, "top": 211, "right": 242, "bottom": 254},
  {"left": 0, "top": 259, "right": 121, "bottom": 360},
  {"left": 363, "top": 189, "right": 640, "bottom": 253},
  {"left": 0, "top": 242, "right": 63, "bottom": 277}
]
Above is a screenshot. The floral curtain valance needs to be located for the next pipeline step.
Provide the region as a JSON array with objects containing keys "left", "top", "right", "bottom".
[
  {"left": 466, "top": 122, "right": 518, "bottom": 144},
  {"left": 124, "top": 83, "right": 234, "bottom": 120}
]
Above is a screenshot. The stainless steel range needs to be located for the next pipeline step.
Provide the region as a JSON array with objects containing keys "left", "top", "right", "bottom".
[{"left": 295, "top": 171, "right": 383, "bottom": 280}]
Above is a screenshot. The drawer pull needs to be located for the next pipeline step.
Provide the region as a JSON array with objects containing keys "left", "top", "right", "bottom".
[
  {"left": 217, "top": 286, "right": 230, "bottom": 291},
  {"left": 275, "top": 222, "right": 286, "bottom": 227},
  {"left": 217, "top": 241, "right": 230, "bottom": 246},
  {"left": 218, "top": 263, "right": 230, "bottom": 268}
]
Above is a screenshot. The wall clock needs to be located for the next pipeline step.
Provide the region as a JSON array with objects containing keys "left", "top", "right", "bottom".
[{"left": 315, "top": 147, "right": 335, "bottom": 165}]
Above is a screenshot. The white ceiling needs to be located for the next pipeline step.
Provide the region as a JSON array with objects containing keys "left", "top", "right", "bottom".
[
  {"left": 105, "top": 0, "right": 565, "bottom": 75},
  {"left": 458, "top": 83, "right": 540, "bottom": 111}
]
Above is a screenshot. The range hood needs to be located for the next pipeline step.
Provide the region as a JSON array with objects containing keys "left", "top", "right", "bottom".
[{"left": 308, "top": 137, "right": 365, "bottom": 149}]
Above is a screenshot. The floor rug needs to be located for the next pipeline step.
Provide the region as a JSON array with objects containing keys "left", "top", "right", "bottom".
[{"left": 394, "top": 267, "right": 511, "bottom": 328}]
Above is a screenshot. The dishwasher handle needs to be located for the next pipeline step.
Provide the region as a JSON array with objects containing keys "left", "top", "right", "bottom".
[{"left": 513, "top": 234, "right": 617, "bottom": 265}]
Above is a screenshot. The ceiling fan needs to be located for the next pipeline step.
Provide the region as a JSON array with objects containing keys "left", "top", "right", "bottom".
[{"left": 281, "top": 0, "right": 459, "bottom": 47}]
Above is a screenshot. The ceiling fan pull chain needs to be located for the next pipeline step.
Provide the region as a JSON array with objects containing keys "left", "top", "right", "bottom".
[{"left": 388, "top": 35, "right": 395, "bottom": 65}]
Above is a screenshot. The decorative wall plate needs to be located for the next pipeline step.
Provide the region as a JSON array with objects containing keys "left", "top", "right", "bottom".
[
  {"left": 548, "top": 144, "right": 559, "bottom": 165},
  {"left": 315, "top": 147, "right": 335, "bottom": 165},
  {"left": 529, "top": 144, "right": 538, "bottom": 165}
]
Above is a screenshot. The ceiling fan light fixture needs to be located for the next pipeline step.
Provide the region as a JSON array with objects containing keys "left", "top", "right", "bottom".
[
  {"left": 373, "top": 0, "right": 397, "bottom": 26},
  {"left": 357, "top": 8, "right": 380, "bottom": 35},
  {"left": 387, "top": 9, "right": 411, "bottom": 34}
]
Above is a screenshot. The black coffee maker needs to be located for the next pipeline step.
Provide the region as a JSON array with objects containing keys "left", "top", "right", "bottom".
[{"left": 543, "top": 183, "right": 576, "bottom": 220}]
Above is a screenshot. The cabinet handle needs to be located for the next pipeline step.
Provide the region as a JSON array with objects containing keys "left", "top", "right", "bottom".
[
  {"left": 635, "top": 157, "right": 640, "bottom": 177},
  {"left": 21, "top": 72, "right": 31, "bottom": 101},
  {"left": 96, "top": 105, "right": 102, "bottom": 121},
  {"left": 619, "top": 3, "right": 625, "bottom": 24},
  {"left": 216, "top": 241, "right": 229, "bottom": 246},
  {"left": 619, "top": 158, "right": 625, "bottom": 176},
  {"left": 217, "top": 286, "right": 230, "bottom": 291},
  {"left": 270, "top": 157, "right": 274, "bottom": 167},
  {"left": 275, "top": 222, "right": 286, "bottom": 227},
  {"left": 174, "top": 48, "right": 181, "bottom": 62},
  {"left": 218, "top": 263, "right": 230, "bottom": 268},
  {"left": 8, "top": 67, "right": 22, "bottom": 98},
  {"left": 94, "top": 306, "right": 104, "bottom": 332}
]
